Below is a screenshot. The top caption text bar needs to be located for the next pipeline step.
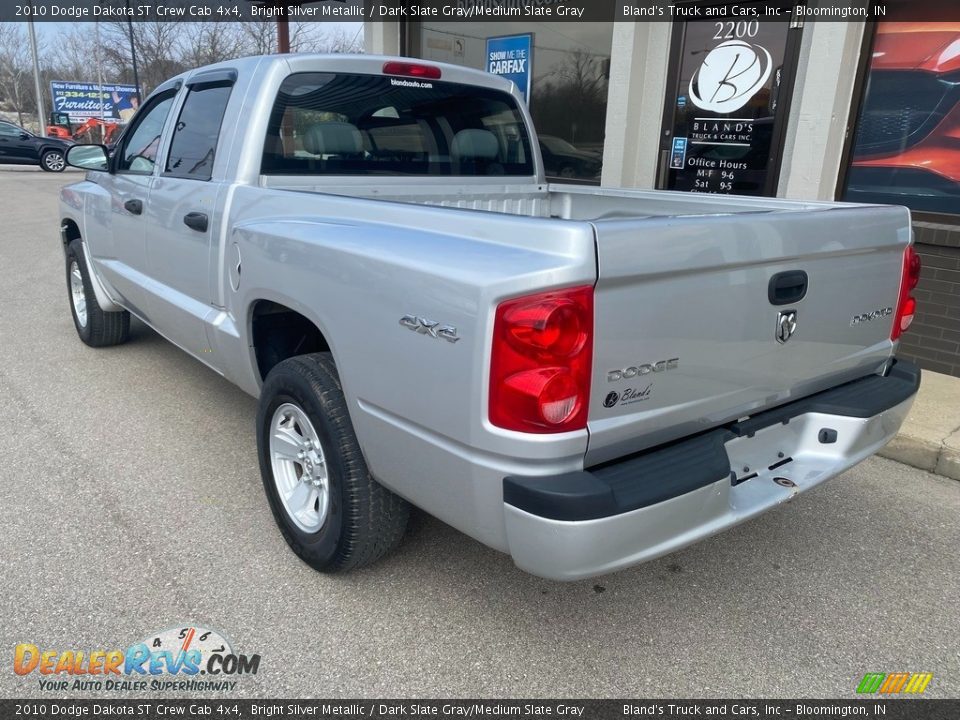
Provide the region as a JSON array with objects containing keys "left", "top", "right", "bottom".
[{"left": 4, "top": 0, "right": 960, "bottom": 23}]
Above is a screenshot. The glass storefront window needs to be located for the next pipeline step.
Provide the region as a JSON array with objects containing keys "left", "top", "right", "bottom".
[
  {"left": 415, "top": 22, "right": 613, "bottom": 183},
  {"left": 659, "top": 7, "right": 798, "bottom": 196},
  {"left": 843, "top": 10, "right": 960, "bottom": 215}
]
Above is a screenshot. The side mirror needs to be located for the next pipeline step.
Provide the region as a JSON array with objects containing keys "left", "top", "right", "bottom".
[
  {"left": 66, "top": 144, "right": 110, "bottom": 173},
  {"left": 19, "top": 132, "right": 30, "bottom": 140}
]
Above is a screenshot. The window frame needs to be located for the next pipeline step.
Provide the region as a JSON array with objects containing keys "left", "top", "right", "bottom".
[
  {"left": 654, "top": 2, "right": 805, "bottom": 197},
  {"left": 836, "top": 14, "right": 960, "bottom": 222},
  {"left": 260, "top": 71, "right": 536, "bottom": 179},
  {"left": 404, "top": 20, "right": 613, "bottom": 186},
  {"left": 161, "top": 76, "right": 235, "bottom": 183},
  {"left": 0, "top": 122, "right": 24, "bottom": 137},
  {"left": 113, "top": 89, "right": 179, "bottom": 177}
]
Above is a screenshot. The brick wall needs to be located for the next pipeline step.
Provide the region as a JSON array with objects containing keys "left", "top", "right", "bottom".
[{"left": 898, "top": 222, "right": 960, "bottom": 377}]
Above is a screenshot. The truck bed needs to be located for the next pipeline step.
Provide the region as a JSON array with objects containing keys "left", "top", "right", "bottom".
[
  {"left": 249, "top": 179, "right": 910, "bottom": 467},
  {"left": 261, "top": 177, "right": 843, "bottom": 221}
]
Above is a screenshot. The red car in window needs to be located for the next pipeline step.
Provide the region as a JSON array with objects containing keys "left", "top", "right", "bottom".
[{"left": 847, "top": 22, "right": 960, "bottom": 213}]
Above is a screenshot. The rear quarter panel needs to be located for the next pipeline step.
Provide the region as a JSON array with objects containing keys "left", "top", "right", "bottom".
[{"left": 222, "top": 186, "right": 596, "bottom": 546}]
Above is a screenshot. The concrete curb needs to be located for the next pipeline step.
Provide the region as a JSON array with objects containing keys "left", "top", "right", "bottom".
[{"left": 877, "top": 369, "right": 960, "bottom": 481}]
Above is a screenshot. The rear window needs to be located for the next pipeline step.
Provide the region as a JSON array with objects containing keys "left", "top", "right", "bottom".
[{"left": 261, "top": 72, "right": 534, "bottom": 177}]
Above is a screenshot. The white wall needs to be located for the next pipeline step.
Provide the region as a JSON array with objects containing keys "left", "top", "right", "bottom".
[
  {"left": 600, "top": 22, "right": 673, "bottom": 189},
  {"left": 364, "top": 21, "right": 401, "bottom": 55},
  {"left": 776, "top": 21, "right": 866, "bottom": 200}
]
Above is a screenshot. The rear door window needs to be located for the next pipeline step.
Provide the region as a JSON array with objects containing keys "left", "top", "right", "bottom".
[
  {"left": 261, "top": 72, "right": 534, "bottom": 177},
  {"left": 165, "top": 82, "right": 232, "bottom": 181}
]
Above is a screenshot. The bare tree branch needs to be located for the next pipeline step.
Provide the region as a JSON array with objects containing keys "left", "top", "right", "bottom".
[
  {"left": 0, "top": 20, "right": 364, "bottom": 132},
  {"left": 0, "top": 23, "right": 37, "bottom": 127}
]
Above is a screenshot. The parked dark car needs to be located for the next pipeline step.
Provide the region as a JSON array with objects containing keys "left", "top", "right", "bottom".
[
  {"left": 538, "top": 134, "right": 602, "bottom": 181},
  {"left": 0, "top": 120, "right": 72, "bottom": 172}
]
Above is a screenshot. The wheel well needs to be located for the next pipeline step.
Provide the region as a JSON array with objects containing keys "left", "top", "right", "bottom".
[
  {"left": 61, "top": 219, "right": 81, "bottom": 247},
  {"left": 251, "top": 300, "right": 329, "bottom": 381}
]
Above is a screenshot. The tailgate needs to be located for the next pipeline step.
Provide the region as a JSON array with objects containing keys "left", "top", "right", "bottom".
[{"left": 586, "top": 204, "right": 911, "bottom": 465}]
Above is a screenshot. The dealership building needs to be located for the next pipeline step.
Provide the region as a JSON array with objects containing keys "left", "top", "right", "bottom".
[{"left": 362, "top": 4, "right": 960, "bottom": 376}]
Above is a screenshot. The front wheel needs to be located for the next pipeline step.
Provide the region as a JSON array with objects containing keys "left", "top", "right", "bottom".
[
  {"left": 41, "top": 149, "right": 66, "bottom": 172},
  {"left": 256, "top": 353, "right": 409, "bottom": 572},
  {"left": 65, "top": 239, "right": 130, "bottom": 347}
]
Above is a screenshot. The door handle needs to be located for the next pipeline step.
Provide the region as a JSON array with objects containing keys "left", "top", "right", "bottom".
[
  {"left": 183, "top": 212, "right": 209, "bottom": 233},
  {"left": 123, "top": 199, "right": 143, "bottom": 215},
  {"left": 768, "top": 270, "right": 808, "bottom": 305}
]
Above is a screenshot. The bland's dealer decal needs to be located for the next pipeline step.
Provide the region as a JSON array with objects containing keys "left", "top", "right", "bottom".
[
  {"left": 14, "top": 625, "right": 259, "bottom": 692},
  {"left": 665, "top": 17, "right": 793, "bottom": 197},
  {"left": 688, "top": 39, "right": 772, "bottom": 113}
]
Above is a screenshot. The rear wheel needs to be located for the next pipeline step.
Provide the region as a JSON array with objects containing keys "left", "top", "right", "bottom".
[
  {"left": 41, "top": 149, "right": 66, "bottom": 172},
  {"left": 65, "top": 239, "right": 130, "bottom": 347},
  {"left": 257, "top": 353, "right": 409, "bottom": 572}
]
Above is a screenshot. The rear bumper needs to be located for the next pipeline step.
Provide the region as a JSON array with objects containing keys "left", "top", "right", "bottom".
[{"left": 503, "top": 360, "right": 920, "bottom": 580}]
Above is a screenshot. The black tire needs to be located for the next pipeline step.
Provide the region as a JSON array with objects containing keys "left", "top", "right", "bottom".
[
  {"left": 65, "top": 239, "right": 130, "bottom": 347},
  {"left": 257, "top": 353, "right": 409, "bottom": 572},
  {"left": 41, "top": 149, "right": 66, "bottom": 172}
]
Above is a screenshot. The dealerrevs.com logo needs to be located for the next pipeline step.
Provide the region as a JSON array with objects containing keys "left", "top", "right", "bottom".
[
  {"left": 856, "top": 672, "right": 933, "bottom": 694},
  {"left": 14, "top": 625, "right": 260, "bottom": 692}
]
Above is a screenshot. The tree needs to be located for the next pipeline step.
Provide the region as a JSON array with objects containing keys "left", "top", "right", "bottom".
[
  {"left": 100, "top": 21, "right": 187, "bottom": 95},
  {"left": 242, "top": 21, "right": 279, "bottom": 55},
  {"left": 49, "top": 25, "right": 101, "bottom": 84},
  {"left": 531, "top": 49, "right": 609, "bottom": 147},
  {"left": 180, "top": 22, "right": 248, "bottom": 68},
  {"left": 289, "top": 23, "right": 362, "bottom": 53},
  {"left": 0, "top": 23, "right": 37, "bottom": 127},
  {"left": 0, "top": 20, "right": 364, "bottom": 133}
]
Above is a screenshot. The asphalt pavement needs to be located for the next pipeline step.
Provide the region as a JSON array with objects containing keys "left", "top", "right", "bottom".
[{"left": 0, "top": 167, "right": 958, "bottom": 699}]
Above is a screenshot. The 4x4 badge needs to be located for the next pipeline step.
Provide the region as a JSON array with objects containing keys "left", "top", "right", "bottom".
[
  {"left": 400, "top": 315, "right": 460, "bottom": 343},
  {"left": 776, "top": 310, "right": 797, "bottom": 344}
]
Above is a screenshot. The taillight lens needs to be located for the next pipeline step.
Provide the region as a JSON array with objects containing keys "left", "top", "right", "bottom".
[
  {"left": 490, "top": 286, "right": 593, "bottom": 433},
  {"left": 892, "top": 245, "right": 921, "bottom": 341},
  {"left": 382, "top": 61, "right": 442, "bottom": 80}
]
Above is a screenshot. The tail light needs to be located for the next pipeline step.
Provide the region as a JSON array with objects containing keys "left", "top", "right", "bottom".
[
  {"left": 382, "top": 61, "right": 442, "bottom": 80},
  {"left": 489, "top": 286, "right": 593, "bottom": 433},
  {"left": 891, "top": 245, "right": 921, "bottom": 341}
]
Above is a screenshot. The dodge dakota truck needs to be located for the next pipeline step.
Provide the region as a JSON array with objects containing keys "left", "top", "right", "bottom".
[{"left": 59, "top": 54, "right": 922, "bottom": 580}]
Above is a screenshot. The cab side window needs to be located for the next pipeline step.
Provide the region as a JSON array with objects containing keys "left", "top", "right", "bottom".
[
  {"left": 117, "top": 92, "right": 176, "bottom": 175},
  {"left": 0, "top": 122, "right": 23, "bottom": 137},
  {"left": 165, "top": 82, "right": 233, "bottom": 181}
]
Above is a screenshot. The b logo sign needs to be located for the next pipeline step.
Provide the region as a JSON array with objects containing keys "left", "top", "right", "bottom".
[{"left": 689, "top": 39, "right": 772, "bottom": 113}]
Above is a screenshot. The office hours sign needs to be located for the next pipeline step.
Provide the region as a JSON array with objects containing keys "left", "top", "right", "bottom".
[{"left": 661, "top": 10, "right": 799, "bottom": 196}]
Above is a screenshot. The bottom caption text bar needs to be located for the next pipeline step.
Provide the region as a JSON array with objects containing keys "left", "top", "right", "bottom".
[{"left": 3, "top": 700, "right": 958, "bottom": 720}]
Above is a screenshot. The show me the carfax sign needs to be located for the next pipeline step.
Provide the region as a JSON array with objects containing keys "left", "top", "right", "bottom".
[
  {"left": 485, "top": 33, "right": 533, "bottom": 102},
  {"left": 50, "top": 81, "right": 140, "bottom": 123}
]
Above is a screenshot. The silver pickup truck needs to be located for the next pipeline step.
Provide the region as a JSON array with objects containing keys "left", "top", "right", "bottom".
[{"left": 59, "top": 54, "right": 922, "bottom": 580}]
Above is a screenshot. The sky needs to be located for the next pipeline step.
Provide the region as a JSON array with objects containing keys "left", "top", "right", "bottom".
[{"left": 34, "top": 20, "right": 363, "bottom": 51}]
